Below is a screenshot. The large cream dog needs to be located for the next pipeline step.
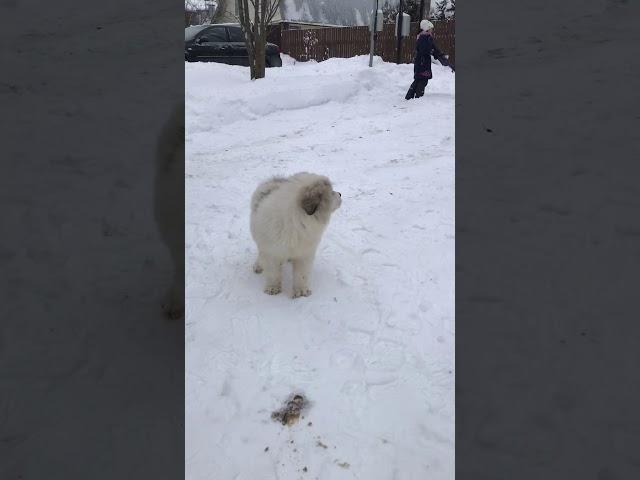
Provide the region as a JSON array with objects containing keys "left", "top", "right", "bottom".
[{"left": 250, "top": 172, "right": 341, "bottom": 297}]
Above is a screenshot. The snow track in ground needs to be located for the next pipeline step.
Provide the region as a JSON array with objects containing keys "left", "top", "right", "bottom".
[{"left": 186, "top": 55, "right": 455, "bottom": 480}]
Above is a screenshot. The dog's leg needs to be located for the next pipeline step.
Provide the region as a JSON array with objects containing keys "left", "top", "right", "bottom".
[
  {"left": 253, "top": 251, "right": 264, "bottom": 274},
  {"left": 263, "top": 256, "right": 283, "bottom": 295},
  {"left": 292, "top": 256, "right": 313, "bottom": 298}
]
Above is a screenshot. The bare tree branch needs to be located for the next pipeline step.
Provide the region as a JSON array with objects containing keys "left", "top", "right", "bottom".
[
  {"left": 266, "top": 0, "right": 280, "bottom": 24},
  {"left": 253, "top": 2, "right": 259, "bottom": 36},
  {"left": 260, "top": 1, "right": 266, "bottom": 36}
]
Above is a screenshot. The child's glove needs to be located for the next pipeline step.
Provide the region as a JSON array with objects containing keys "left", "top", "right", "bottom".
[
  {"left": 440, "top": 55, "right": 455, "bottom": 72},
  {"left": 443, "top": 56, "right": 455, "bottom": 72}
]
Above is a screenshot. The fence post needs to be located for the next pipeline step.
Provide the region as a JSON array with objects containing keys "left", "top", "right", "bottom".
[
  {"left": 396, "top": 0, "right": 404, "bottom": 64},
  {"left": 368, "top": 0, "right": 380, "bottom": 67}
]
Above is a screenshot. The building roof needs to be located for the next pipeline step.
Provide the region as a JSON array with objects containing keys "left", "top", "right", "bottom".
[
  {"left": 280, "top": 0, "right": 372, "bottom": 26},
  {"left": 216, "top": 0, "right": 380, "bottom": 27}
]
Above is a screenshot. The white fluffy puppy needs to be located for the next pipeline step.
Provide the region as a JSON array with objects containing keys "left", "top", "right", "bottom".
[{"left": 250, "top": 172, "right": 342, "bottom": 297}]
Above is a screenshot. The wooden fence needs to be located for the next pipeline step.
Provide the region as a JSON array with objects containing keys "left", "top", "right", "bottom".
[{"left": 279, "top": 20, "right": 454, "bottom": 65}]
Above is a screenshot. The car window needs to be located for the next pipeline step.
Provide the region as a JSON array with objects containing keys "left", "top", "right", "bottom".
[
  {"left": 227, "top": 27, "right": 244, "bottom": 43},
  {"left": 185, "top": 25, "right": 208, "bottom": 41},
  {"left": 199, "top": 27, "right": 227, "bottom": 43}
]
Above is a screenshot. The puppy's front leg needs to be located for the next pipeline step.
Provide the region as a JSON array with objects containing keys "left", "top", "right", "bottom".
[
  {"left": 263, "top": 256, "right": 283, "bottom": 295},
  {"left": 253, "top": 251, "right": 264, "bottom": 274},
  {"left": 292, "top": 256, "right": 313, "bottom": 298}
]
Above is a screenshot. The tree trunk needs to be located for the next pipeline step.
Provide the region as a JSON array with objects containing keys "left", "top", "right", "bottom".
[
  {"left": 249, "top": 56, "right": 257, "bottom": 80},
  {"left": 254, "top": 34, "right": 267, "bottom": 79},
  {"left": 238, "top": 0, "right": 279, "bottom": 80}
]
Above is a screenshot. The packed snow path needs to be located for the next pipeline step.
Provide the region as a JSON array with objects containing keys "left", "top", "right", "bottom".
[{"left": 186, "top": 56, "right": 455, "bottom": 480}]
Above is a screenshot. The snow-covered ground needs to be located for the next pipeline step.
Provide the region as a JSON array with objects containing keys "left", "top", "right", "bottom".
[{"left": 186, "top": 55, "right": 455, "bottom": 480}]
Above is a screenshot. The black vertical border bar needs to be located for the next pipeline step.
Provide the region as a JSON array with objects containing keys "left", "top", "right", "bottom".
[
  {"left": 456, "top": 0, "right": 640, "bottom": 478},
  {"left": 1, "top": 1, "right": 185, "bottom": 478}
]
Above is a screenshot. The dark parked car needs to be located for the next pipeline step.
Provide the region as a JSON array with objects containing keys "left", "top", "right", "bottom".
[{"left": 185, "top": 24, "right": 282, "bottom": 67}]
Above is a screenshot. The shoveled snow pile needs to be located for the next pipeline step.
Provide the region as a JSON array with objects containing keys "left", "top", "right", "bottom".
[{"left": 186, "top": 55, "right": 455, "bottom": 480}]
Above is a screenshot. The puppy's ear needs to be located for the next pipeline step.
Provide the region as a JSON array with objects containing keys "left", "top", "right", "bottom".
[
  {"left": 300, "top": 180, "right": 330, "bottom": 215},
  {"left": 301, "top": 190, "right": 321, "bottom": 215}
]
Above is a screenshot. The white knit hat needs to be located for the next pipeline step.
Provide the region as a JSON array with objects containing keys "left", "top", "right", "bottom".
[{"left": 420, "top": 19, "right": 434, "bottom": 31}]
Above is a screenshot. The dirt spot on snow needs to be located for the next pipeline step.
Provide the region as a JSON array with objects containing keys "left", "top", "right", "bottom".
[{"left": 271, "top": 393, "right": 308, "bottom": 426}]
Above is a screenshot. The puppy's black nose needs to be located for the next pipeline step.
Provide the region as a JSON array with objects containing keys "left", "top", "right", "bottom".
[{"left": 338, "top": 192, "right": 341, "bottom": 197}]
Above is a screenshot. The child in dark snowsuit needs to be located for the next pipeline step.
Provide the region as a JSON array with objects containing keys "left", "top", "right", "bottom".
[{"left": 405, "top": 20, "right": 454, "bottom": 100}]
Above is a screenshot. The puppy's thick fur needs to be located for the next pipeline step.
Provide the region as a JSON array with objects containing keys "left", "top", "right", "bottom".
[
  {"left": 154, "top": 104, "right": 185, "bottom": 319},
  {"left": 250, "top": 172, "right": 341, "bottom": 297}
]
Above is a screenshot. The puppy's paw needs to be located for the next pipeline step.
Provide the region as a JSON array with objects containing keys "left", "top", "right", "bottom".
[
  {"left": 264, "top": 285, "right": 282, "bottom": 295},
  {"left": 292, "top": 287, "right": 312, "bottom": 298},
  {"left": 253, "top": 262, "right": 263, "bottom": 274}
]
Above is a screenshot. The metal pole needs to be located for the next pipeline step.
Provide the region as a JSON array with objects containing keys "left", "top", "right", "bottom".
[
  {"left": 368, "top": 0, "right": 377, "bottom": 67},
  {"left": 419, "top": 0, "right": 426, "bottom": 20},
  {"left": 374, "top": 0, "right": 379, "bottom": 61},
  {"left": 396, "top": 0, "right": 404, "bottom": 64}
]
